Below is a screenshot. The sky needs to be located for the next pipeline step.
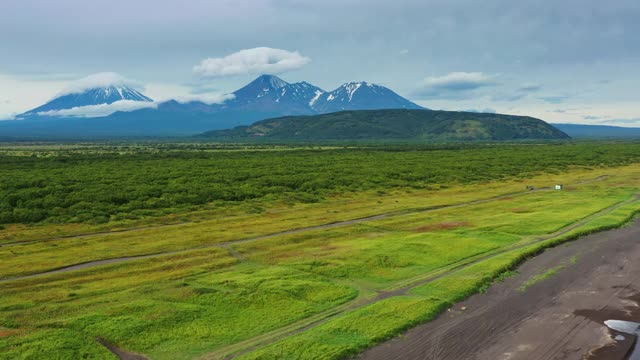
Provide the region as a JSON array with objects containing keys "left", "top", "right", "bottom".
[{"left": 1, "top": 0, "right": 639, "bottom": 125}]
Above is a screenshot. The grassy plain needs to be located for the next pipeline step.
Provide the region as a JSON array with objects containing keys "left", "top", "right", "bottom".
[{"left": 1, "top": 143, "right": 640, "bottom": 360}]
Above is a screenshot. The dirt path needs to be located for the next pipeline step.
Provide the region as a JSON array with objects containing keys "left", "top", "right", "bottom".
[
  {"left": 0, "top": 254, "right": 163, "bottom": 282},
  {"left": 373, "top": 194, "right": 638, "bottom": 298},
  {"left": 0, "top": 186, "right": 559, "bottom": 282},
  {"left": 97, "top": 338, "right": 148, "bottom": 360},
  {"left": 0, "top": 222, "right": 190, "bottom": 248},
  {"left": 2, "top": 174, "right": 630, "bottom": 360},
  {"left": 0, "top": 177, "right": 569, "bottom": 250},
  {"left": 207, "top": 196, "right": 638, "bottom": 359},
  {"left": 0, "top": 189, "right": 529, "bottom": 249},
  {"left": 359, "top": 215, "right": 640, "bottom": 360}
]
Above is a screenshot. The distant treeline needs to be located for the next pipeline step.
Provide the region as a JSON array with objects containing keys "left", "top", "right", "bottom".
[{"left": 1, "top": 142, "right": 639, "bottom": 225}]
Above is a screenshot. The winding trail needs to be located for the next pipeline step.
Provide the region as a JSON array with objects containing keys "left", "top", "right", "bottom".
[
  {"left": 63, "top": 190, "right": 637, "bottom": 360},
  {"left": 97, "top": 338, "right": 148, "bottom": 360},
  {"left": 360, "top": 208, "right": 640, "bottom": 360},
  {"left": 0, "top": 186, "right": 559, "bottom": 282},
  {"left": 9, "top": 175, "right": 604, "bottom": 250},
  {"left": 0, "top": 175, "right": 612, "bottom": 283},
  {"left": 0, "top": 222, "right": 190, "bottom": 248},
  {"left": 0, "top": 174, "right": 624, "bottom": 359}
]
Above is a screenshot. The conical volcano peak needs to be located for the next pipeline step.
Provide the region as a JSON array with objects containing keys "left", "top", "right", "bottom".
[{"left": 23, "top": 84, "right": 153, "bottom": 115}]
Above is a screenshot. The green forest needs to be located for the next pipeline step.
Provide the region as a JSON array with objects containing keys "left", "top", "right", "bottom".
[
  {"left": 202, "top": 109, "right": 570, "bottom": 141},
  {"left": 1, "top": 142, "right": 639, "bottom": 225}
]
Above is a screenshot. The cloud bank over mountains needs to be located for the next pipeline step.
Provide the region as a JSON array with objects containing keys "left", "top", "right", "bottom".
[
  {"left": 193, "top": 47, "right": 311, "bottom": 78},
  {"left": 414, "top": 72, "right": 498, "bottom": 99},
  {"left": 55, "top": 72, "right": 140, "bottom": 97},
  {"left": 37, "top": 100, "right": 158, "bottom": 118},
  {"left": 28, "top": 71, "right": 236, "bottom": 118},
  {"left": 0, "top": 0, "right": 638, "bottom": 126}
]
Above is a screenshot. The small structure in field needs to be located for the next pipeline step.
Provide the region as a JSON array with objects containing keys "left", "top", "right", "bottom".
[{"left": 555, "top": 184, "right": 563, "bottom": 190}]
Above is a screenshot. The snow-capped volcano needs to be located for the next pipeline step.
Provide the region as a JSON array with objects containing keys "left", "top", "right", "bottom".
[
  {"left": 223, "top": 75, "right": 423, "bottom": 115},
  {"left": 3, "top": 74, "right": 425, "bottom": 137},
  {"left": 24, "top": 85, "right": 153, "bottom": 115},
  {"left": 312, "top": 82, "right": 423, "bottom": 113},
  {"left": 225, "top": 75, "right": 325, "bottom": 114}
]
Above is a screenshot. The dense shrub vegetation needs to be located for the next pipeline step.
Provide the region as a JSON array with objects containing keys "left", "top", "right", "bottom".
[
  {"left": 2, "top": 141, "right": 640, "bottom": 360},
  {"left": 1, "top": 142, "right": 639, "bottom": 224}
]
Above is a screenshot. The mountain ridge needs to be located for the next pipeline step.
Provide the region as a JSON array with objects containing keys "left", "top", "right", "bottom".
[
  {"left": 221, "top": 74, "right": 424, "bottom": 115},
  {"left": 201, "top": 109, "right": 570, "bottom": 142},
  {"left": 0, "top": 75, "right": 427, "bottom": 137},
  {"left": 312, "top": 81, "right": 422, "bottom": 113}
]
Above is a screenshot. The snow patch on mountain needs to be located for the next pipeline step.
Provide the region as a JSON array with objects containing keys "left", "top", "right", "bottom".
[
  {"left": 268, "top": 76, "right": 288, "bottom": 89},
  {"left": 312, "top": 81, "right": 424, "bottom": 113},
  {"left": 309, "top": 90, "right": 324, "bottom": 106},
  {"left": 344, "top": 82, "right": 362, "bottom": 101}
]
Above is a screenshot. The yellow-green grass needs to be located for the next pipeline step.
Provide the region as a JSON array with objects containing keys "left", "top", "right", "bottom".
[
  {"left": 235, "top": 184, "right": 631, "bottom": 288},
  {"left": 238, "top": 200, "right": 640, "bottom": 360},
  {"left": 0, "top": 163, "right": 624, "bottom": 247},
  {"left": 1, "top": 165, "right": 640, "bottom": 359},
  {"left": 0, "top": 250, "right": 356, "bottom": 360},
  {"left": 0, "top": 166, "right": 630, "bottom": 279},
  {"left": 518, "top": 264, "right": 565, "bottom": 291},
  {"left": 3, "top": 162, "right": 625, "bottom": 244}
]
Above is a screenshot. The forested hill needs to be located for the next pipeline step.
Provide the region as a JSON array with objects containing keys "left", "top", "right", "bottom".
[{"left": 200, "top": 109, "right": 570, "bottom": 141}]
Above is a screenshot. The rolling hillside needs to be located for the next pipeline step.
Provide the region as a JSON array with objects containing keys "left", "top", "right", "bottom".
[{"left": 201, "top": 109, "right": 570, "bottom": 141}]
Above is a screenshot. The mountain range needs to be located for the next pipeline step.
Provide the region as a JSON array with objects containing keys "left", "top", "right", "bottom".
[
  {"left": 223, "top": 75, "right": 422, "bottom": 115},
  {"left": 1, "top": 75, "right": 424, "bottom": 138},
  {"left": 1, "top": 74, "right": 624, "bottom": 140}
]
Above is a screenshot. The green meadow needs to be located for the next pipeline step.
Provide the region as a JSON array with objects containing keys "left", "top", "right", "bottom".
[{"left": 1, "top": 142, "right": 640, "bottom": 359}]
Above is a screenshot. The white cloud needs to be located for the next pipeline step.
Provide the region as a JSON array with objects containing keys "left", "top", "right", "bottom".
[
  {"left": 0, "top": 99, "right": 16, "bottom": 120},
  {"left": 171, "top": 93, "right": 235, "bottom": 105},
  {"left": 517, "top": 83, "right": 541, "bottom": 93},
  {"left": 193, "top": 47, "right": 311, "bottom": 78},
  {"left": 0, "top": 76, "right": 236, "bottom": 120},
  {"left": 421, "top": 72, "right": 497, "bottom": 91},
  {"left": 0, "top": 72, "right": 147, "bottom": 119},
  {"left": 0, "top": 112, "right": 17, "bottom": 121},
  {"left": 537, "top": 95, "right": 571, "bottom": 104},
  {"left": 143, "top": 82, "right": 198, "bottom": 102},
  {"left": 37, "top": 100, "right": 157, "bottom": 118},
  {"left": 601, "top": 118, "right": 640, "bottom": 126},
  {"left": 464, "top": 108, "right": 497, "bottom": 114},
  {"left": 491, "top": 83, "right": 542, "bottom": 102},
  {"left": 56, "top": 72, "right": 141, "bottom": 97},
  {"left": 414, "top": 72, "right": 498, "bottom": 99},
  {"left": 0, "top": 73, "right": 68, "bottom": 118},
  {"left": 34, "top": 92, "right": 234, "bottom": 118},
  {"left": 143, "top": 82, "right": 235, "bottom": 105}
]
